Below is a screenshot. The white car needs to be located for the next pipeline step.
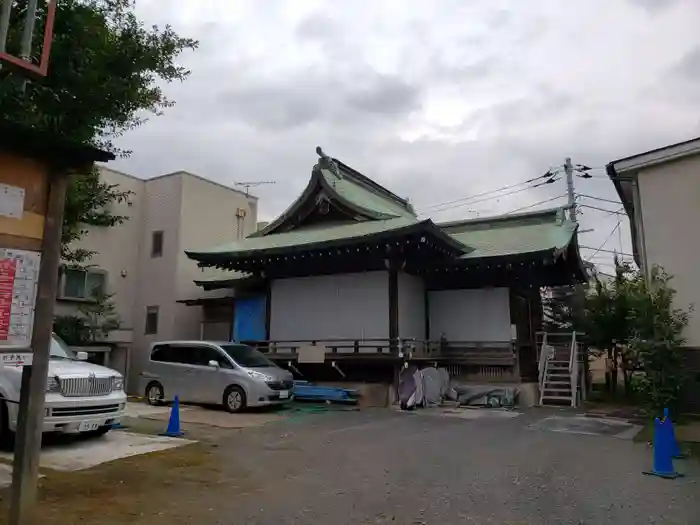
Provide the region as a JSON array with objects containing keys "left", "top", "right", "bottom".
[{"left": 0, "top": 334, "right": 127, "bottom": 443}]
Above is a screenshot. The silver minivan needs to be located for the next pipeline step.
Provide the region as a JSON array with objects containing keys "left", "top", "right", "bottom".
[{"left": 140, "top": 341, "right": 294, "bottom": 412}]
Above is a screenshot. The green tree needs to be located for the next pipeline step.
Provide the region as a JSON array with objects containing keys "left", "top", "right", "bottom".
[
  {"left": 53, "top": 289, "right": 121, "bottom": 344},
  {"left": 1, "top": 0, "right": 198, "bottom": 266},
  {"left": 627, "top": 266, "right": 692, "bottom": 416}
]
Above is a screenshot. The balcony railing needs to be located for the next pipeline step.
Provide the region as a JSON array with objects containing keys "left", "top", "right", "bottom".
[{"left": 248, "top": 338, "right": 516, "bottom": 366}]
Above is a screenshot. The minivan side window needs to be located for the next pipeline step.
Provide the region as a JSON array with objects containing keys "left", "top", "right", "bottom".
[
  {"left": 151, "top": 344, "right": 173, "bottom": 362},
  {"left": 197, "top": 346, "right": 233, "bottom": 369}
]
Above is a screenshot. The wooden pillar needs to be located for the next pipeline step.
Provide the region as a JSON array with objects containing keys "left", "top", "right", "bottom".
[
  {"left": 423, "top": 284, "right": 430, "bottom": 342},
  {"left": 388, "top": 263, "right": 399, "bottom": 353},
  {"left": 264, "top": 279, "right": 272, "bottom": 341},
  {"left": 509, "top": 287, "right": 539, "bottom": 381}
]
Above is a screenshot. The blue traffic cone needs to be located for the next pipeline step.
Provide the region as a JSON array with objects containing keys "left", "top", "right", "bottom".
[
  {"left": 643, "top": 417, "right": 683, "bottom": 479},
  {"left": 663, "top": 408, "right": 686, "bottom": 459},
  {"left": 160, "top": 395, "right": 184, "bottom": 437}
]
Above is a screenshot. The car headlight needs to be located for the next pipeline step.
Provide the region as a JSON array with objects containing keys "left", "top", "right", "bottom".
[
  {"left": 112, "top": 376, "right": 124, "bottom": 391},
  {"left": 46, "top": 376, "right": 60, "bottom": 393},
  {"left": 246, "top": 370, "right": 274, "bottom": 381}
]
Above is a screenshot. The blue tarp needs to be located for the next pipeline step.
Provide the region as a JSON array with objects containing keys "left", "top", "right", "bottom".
[{"left": 292, "top": 381, "right": 359, "bottom": 404}]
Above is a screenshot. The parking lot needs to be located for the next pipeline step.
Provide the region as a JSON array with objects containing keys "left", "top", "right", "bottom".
[{"left": 0, "top": 401, "right": 697, "bottom": 524}]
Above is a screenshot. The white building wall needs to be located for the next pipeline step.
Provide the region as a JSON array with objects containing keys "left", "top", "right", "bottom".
[
  {"left": 397, "top": 272, "right": 425, "bottom": 340},
  {"left": 428, "top": 288, "right": 511, "bottom": 342},
  {"left": 55, "top": 167, "right": 145, "bottom": 333},
  {"left": 130, "top": 174, "right": 183, "bottom": 386},
  {"left": 637, "top": 155, "right": 700, "bottom": 346},
  {"left": 173, "top": 173, "right": 258, "bottom": 340},
  {"left": 270, "top": 272, "right": 389, "bottom": 341}
]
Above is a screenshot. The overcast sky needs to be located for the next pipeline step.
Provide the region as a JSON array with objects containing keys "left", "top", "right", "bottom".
[{"left": 113, "top": 0, "right": 700, "bottom": 272}]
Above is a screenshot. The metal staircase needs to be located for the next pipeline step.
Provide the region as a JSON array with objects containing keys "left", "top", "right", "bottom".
[{"left": 538, "top": 332, "right": 585, "bottom": 407}]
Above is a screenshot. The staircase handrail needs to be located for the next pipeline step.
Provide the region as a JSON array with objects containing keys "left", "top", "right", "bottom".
[
  {"left": 569, "top": 331, "right": 579, "bottom": 407},
  {"left": 538, "top": 332, "right": 549, "bottom": 386}
]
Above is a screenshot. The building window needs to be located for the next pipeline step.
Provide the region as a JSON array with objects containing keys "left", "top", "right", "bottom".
[
  {"left": 151, "top": 231, "right": 164, "bottom": 258},
  {"left": 61, "top": 269, "right": 106, "bottom": 301},
  {"left": 145, "top": 306, "right": 159, "bottom": 335}
]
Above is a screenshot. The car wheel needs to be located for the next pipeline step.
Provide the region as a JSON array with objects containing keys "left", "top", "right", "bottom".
[
  {"left": 223, "top": 385, "right": 246, "bottom": 413},
  {"left": 0, "top": 400, "right": 14, "bottom": 450},
  {"left": 145, "top": 381, "right": 164, "bottom": 406}
]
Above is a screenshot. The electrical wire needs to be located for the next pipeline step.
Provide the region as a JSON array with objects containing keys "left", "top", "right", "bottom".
[
  {"left": 577, "top": 203, "right": 625, "bottom": 215},
  {"left": 504, "top": 194, "right": 568, "bottom": 215},
  {"left": 428, "top": 178, "right": 560, "bottom": 215},
  {"left": 584, "top": 220, "right": 622, "bottom": 261},
  {"left": 422, "top": 170, "right": 558, "bottom": 212},
  {"left": 576, "top": 193, "right": 622, "bottom": 206}
]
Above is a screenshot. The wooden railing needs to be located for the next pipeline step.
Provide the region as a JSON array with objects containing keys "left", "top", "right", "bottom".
[{"left": 248, "top": 338, "right": 516, "bottom": 366}]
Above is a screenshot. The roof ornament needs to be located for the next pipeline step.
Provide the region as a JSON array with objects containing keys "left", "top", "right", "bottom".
[
  {"left": 316, "top": 146, "right": 342, "bottom": 179},
  {"left": 404, "top": 197, "right": 415, "bottom": 214},
  {"left": 556, "top": 208, "right": 565, "bottom": 225}
]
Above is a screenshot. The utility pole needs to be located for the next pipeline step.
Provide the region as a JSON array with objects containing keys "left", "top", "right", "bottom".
[{"left": 564, "top": 157, "right": 577, "bottom": 223}]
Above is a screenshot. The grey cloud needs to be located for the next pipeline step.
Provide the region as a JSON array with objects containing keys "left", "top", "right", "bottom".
[
  {"left": 628, "top": 0, "right": 680, "bottom": 13},
  {"left": 672, "top": 47, "right": 700, "bottom": 82},
  {"left": 218, "top": 84, "right": 325, "bottom": 131},
  {"left": 117, "top": 0, "right": 700, "bottom": 265},
  {"left": 343, "top": 73, "right": 422, "bottom": 115},
  {"left": 295, "top": 12, "right": 338, "bottom": 42}
]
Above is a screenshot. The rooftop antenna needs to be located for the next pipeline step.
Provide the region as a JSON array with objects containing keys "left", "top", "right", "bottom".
[{"left": 234, "top": 181, "right": 276, "bottom": 196}]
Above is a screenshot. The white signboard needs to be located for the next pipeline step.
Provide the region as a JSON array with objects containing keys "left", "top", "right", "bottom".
[
  {"left": 0, "top": 249, "right": 40, "bottom": 349},
  {"left": 0, "top": 184, "right": 25, "bottom": 220}
]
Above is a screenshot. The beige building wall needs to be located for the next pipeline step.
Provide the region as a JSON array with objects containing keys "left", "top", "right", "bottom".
[
  {"left": 55, "top": 167, "right": 145, "bottom": 337},
  {"left": 636, "top": 155, "right": 700, "bottom": 346},
  {"left": 172, "top": 172, "right": 257, "bottom": 341},
  {"left": 59, "top": 168, "right": 258, "bottom": 390}
]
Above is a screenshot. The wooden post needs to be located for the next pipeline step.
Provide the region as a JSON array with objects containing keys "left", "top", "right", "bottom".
[
  {"left": 9, "top": 171, "right": 68, "bottom": 525},
  {"left": 388, "top": 263, "right": 399, "bottom": 354}
]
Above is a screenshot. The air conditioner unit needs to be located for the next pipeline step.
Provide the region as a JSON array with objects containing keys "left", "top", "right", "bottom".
[{"left": 235, "top": 208, "right": 247, "bottom": 218}]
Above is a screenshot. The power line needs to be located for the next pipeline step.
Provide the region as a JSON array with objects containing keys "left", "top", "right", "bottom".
[
  {"left": 504, "top": 194, "right": 568, "bottom": 215},
  {"left": 576, "top": 193, "right": 622, "bottom": 206},
  {"left": 580, "top": 245, "right": 633, "bottom": 258},
  {"left": 428, "top": 178, "right": 560, "bottom": 215},
  {"left": 577, "top": 203, "right": 625, "bottom": 215},
  {"left": 423, "top": 170, "right": 558, "bottom": 212},
  {"left": 585, "top": 220, "right": 621, "bottom": 261}
]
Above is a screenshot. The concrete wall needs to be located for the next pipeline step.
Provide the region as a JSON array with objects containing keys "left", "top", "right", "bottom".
[
  {"left": 130, "top": 173, "right": 183, "bottom": 387},
  {"left": 637, "top": 155, "right": 700, "bottom": 346},
  {"left": 173, "top": 173, "right": 257, "bottom": 340},
  {"left": 269, "top": 272, "right": 390, "bottom": 341},
  {"left": 397, "top": 272, "right": 425, "bottom": 340},
  {"left": 55, "top": 167, "right": 145, "bottom": 335},
  {"left": 428, "top": 288, "right": 511, "bottom": 341},
  {"left": 59, "top": 168, "right": 260, "bottom": 391}
]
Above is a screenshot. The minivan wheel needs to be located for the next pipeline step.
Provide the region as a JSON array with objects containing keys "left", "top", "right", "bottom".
[
  {"left": 145, "top": 382, "right": 164, "bottom": 406},
  {"left": 223, "top": 386, "right": 246, "bottom": 413}
]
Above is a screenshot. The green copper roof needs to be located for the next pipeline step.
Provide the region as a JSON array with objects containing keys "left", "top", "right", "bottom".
[
  {"left": 318, "top": 163, "right": 415, "bottom": 219},
  {"left": 439, "top": 207, "right": 577, "bottom": 259},
  {"left": 187, "top": 217, "right": 468, "bottom": 262}
]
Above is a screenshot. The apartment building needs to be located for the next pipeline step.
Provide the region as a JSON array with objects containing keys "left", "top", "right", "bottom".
[
  {"left": 607, "top": 137, "right": 700, "bottom": 410},
  {"left": 54, "top": 167, "right": 258, "bottom": 390}
]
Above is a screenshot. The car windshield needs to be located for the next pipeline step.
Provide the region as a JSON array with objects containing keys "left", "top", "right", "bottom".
[
  {"left": 219, "top": 344, "right": 274, "bottom": 368},
  {"left": 49, "top": 335, "right": 77, "bottom": 360}
]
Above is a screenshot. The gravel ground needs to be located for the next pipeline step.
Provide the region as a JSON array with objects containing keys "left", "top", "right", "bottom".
[
  {"left": 162, "top": 408, "right": 699, "bottom": 525},
  {"left": 11, "top": 407, "right": 700, "bottom": 525}
]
